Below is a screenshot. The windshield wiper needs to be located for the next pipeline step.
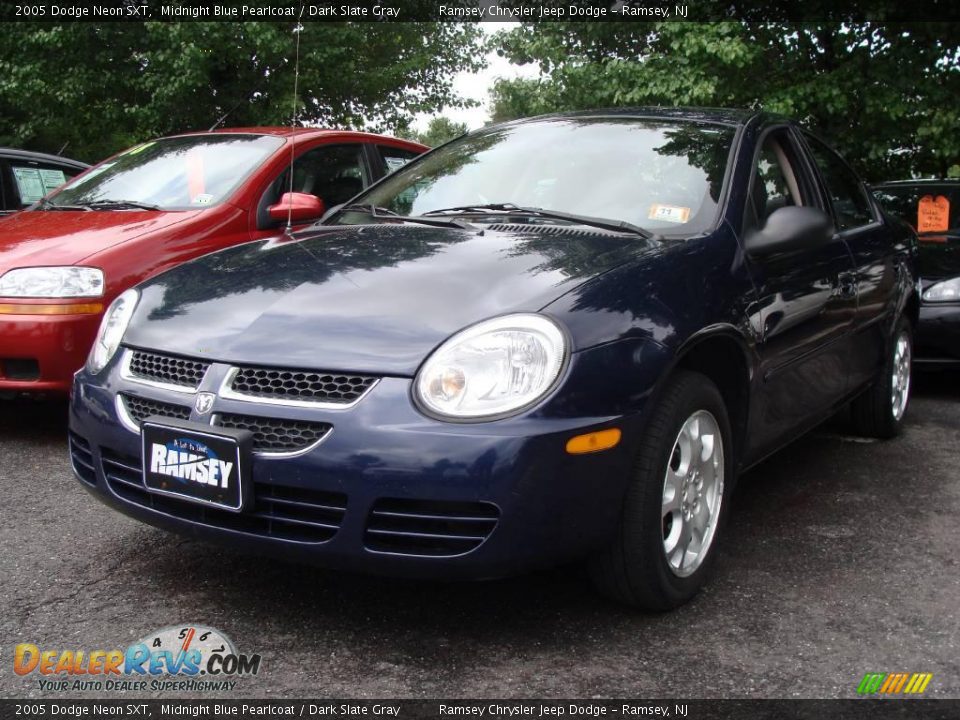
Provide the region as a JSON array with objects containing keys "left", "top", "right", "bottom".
[
  {"left": 421, "top": 203, "right": 654, "bottom": 238},
  {"left": 83, "top": 199, "right": 162, "bottom": 211},
  {"left": 339, "top": 203, "right": 476, "bottom": 231},
  {"left": 341, "top": 203, "right": 402, "bottom": 217},
  {"left": 35, "top": 197, "right": 92, "bottom": 211}
]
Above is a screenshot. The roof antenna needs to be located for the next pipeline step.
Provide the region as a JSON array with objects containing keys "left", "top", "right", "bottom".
[
  {"left": 208, "top": 87, "right": 259, "bottom": 132},
  {"left": 285, "top": 16, "right": 303, "bottom": 236}
]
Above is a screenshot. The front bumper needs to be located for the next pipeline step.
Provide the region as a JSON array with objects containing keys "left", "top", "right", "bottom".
[
  {"left": 916, "top": 303, "right": 960, "bottom": 362},
  {"left": 69, "top": 347, "right": 652, "bottom": 579},
  {"left": 0, "top": 312, "right": 100, "bottom": 393}
]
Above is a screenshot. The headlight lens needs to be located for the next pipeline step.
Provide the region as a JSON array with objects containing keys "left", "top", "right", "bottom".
[
  {"left": 87, "top": 289, "right": 138, "bottom": 374},
  {"left": 923, "top": 277, "right": 960, "bottom": 302},
  {"left": 415, "top": 313, "right": 567, "bottom": 420},
  {"left": 0, "top": 266, "right": 104, "bottom": 298}
]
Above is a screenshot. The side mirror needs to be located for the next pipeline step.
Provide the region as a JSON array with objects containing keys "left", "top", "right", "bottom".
[
  {"left": 744, "top": 206, "right": 834, "bottom": 258},
  {"left": 268, "top": 192, "right": 325, "bottom": 224}
]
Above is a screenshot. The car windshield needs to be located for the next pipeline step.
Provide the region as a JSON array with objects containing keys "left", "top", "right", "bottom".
[
  {"left": 874, "top": 184, "right": 960, "bottom": 234},
  {"left": 47, "top": 134, "right": 284, "bottom": 210},
  {"left": 334, "top": 117, "right": 735, "bottom": 235}
]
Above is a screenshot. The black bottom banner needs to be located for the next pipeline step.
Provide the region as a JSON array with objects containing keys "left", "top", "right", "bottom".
[{"left": 1, "top": 700, "right": 958, "bottom": 720}]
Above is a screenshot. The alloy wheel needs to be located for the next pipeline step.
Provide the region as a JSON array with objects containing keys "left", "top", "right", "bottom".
[{"left": 661, "top": 410, "right": 725, "bottom": 578}]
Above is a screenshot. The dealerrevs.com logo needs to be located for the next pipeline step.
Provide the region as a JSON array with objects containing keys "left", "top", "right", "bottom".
[{"left": 14, "top": 625, "right": 261, "bottom": 693}]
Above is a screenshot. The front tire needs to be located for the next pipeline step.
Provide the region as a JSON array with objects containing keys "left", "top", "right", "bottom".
[
  {"left": 589, "top": 371, "right": 735, "bottom": 610},
  {"left": 850, "top": 318, "right": 912, "bottom": 439}
]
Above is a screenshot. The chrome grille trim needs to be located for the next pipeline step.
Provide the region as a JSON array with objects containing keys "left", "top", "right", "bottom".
[
  {"left": 212, "top": 413, "right": 333, "bottom": 458},
  {"left": 120, "top": 349, "right": 205, "bottom": 394},
  {"left": 219, "top": 367, "right": 378, "bottom": 409},
  {"left": 116, "top": 394, "right": 332, "bottom": 459}
]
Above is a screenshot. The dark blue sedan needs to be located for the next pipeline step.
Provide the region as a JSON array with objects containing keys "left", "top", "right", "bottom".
[{"left": 69, "top": 109, "right": 918, "bottom": 609}]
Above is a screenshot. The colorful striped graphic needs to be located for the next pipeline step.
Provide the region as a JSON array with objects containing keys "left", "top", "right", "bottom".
[{"left": 857, "top": 672, "right": 933, "bottom": 695}]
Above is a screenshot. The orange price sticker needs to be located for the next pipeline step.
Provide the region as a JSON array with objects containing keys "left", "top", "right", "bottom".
[{"left": 917, "top": 194, "right": 950, "bottom": 233}]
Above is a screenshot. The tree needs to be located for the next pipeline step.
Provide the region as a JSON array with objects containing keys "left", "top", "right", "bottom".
[
  {"left": 398, "top": 116, "right": 469, "bottom": 147},
  {"left": 491, "top": 22, "right": 960, "bottom": 181},
  {"left": 0, "top": 22, "right": 484, "bottom": 163}
]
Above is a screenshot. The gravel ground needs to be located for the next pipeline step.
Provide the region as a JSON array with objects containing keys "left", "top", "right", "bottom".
[{"left": 1, "top": 370, "right": 957, "bottom": 699}]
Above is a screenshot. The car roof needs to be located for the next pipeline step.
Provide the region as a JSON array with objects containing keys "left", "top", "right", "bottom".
[
  {"left": 0, "top": 147, "right": 89, "bottom": 169},
  {"left": 874, "top": 179, "right": 960, "bottom": 187},
  {"left": 173, "top": 127, "right": 425, "bottom": 147},
  {"left": 505, "top": 106, "right": 762, "bottom": 128}
]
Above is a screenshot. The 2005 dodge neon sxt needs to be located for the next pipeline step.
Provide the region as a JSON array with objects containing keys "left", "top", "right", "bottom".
[{"left": 69, "top": 108, "right": 918, "bottom": 609}]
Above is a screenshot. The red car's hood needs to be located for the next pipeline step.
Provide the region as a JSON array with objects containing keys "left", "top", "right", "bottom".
[{"left": 0, "top": 209, "right": 204, "bottom": 270}]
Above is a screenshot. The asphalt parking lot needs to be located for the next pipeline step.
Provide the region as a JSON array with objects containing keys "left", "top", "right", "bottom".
[{"left": 1, "top": 370, "right": 958, "bottom": 700}]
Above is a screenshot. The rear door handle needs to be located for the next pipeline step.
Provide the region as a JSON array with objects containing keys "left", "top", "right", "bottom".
[{"left": 836, "top": 272, "right": 857, "bottom": 298}]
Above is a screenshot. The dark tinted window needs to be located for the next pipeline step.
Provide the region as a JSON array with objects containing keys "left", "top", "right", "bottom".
[
  {"left": 265, "top": 144, "right": 368, "bottom": 208},
  {"left": 749, "top": 132, "right": 811, "bottom": 228},
  {"left": 805, "top": 135, "right": 874, "bottom": 231},
  {"left": 258, "top": 144, "right": 369, "bottom": 228},
  {"left": 873, "top": 184, "right": 960, "bottom": 233}
]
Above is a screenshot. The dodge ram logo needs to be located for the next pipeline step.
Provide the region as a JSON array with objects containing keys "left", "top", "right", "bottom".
[{"left": 195, "top": 393, "right": 215, "bottom": 415}]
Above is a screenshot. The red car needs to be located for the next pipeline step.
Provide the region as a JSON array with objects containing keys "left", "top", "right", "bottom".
[{"left": 0, "top": 128, "right": 426, "bottom": 394}]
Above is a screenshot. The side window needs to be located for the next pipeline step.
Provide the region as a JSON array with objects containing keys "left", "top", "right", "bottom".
[
  {"left": 748, "top": 132, "right": 808, "bottom": 230},
  {"left": 8, "top": 162, "right": 78, "bottom": 208},
  {"left": 378, "top": 145, "right": 420, "bottom": 175},
  {"left": 804, "top": 135, "right": 875, "bottom": 231},
  {"left": 258, "top": 144, "right": 368, "bottom": 228}
]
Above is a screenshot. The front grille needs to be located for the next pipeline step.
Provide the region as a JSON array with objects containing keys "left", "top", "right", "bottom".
[
  {"left": 365, "top": 498, "right": 499, "bottom": 557},
  {"left": 69, "top": 432, "right": 96, "bottom": 486},
  {"left": 102, "top": 449, "right": 346, "bottom": 543},
  {"left": 127, "top": 350, "right": 209, "bottom": 390},
  {"left": 213, "top": 413, "right": 331, "bottom": 454},
  {"left": 229, "top": 367, "right": 377, "bottom": 405},
  {"left": 121, "top": 394, "right": 191, "bottom": 426}
]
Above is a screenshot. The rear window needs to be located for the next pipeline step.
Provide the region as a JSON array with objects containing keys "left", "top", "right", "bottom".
[{"left": 873, "top": 184, "right": 960, "bottom": 234}]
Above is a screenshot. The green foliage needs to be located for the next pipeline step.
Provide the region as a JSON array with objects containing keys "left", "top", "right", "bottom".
[
  {"left": 0, "top": 22, "right": 484, "bottom": 163},
  {"left": 491, "top": 23, "right": 960, "bottom": 181},
  {"left": 397, "top": 116, "right": 468, "bottom": 147}
]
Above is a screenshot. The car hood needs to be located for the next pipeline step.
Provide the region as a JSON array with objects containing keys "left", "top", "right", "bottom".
[
  {"left": 0, "top": 209, "right": 204, "bottom": 270},
  {"left": 124, "top": 223, "right": 657, "bottom": 376},
  {"left": 918, "top": 233, "right": 960, "bottom": 284}
]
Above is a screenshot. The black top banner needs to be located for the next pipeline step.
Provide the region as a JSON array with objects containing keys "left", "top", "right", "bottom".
[{"left": 3, "top": 0, "right": 960, "bottom": 22}]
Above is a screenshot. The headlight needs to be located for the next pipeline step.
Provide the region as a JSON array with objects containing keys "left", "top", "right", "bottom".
[
  {"left": 923, "top": 277, "right": 960, "bottom": 302},
  {"left": 415, "top": 313, "right": 567, "bottom": 420},
  {"left": 87, "top": 289, "right": 138, "bottom": 374},
  {"left": 0, "top": 266, "right": 104, "bottom": 298}
]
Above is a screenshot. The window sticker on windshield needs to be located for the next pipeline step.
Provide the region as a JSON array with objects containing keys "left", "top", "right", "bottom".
[
  {"left": 124, "top": 142, "right": 155, "bottom": 156},
  {"left": 11, "top": 167, "right": 46, "bottom": 204},
  {"left": 191, "top": 193, "right": 214, "bottom": 205},
  {"left": 648, "top": 203, "right": 691, "bottom": 224},
  {"left": 38, "top": 169, "right": 67, "bottom": 193},
  {"left": 918, "top": 195, "right": 950, "bottom": 233}
]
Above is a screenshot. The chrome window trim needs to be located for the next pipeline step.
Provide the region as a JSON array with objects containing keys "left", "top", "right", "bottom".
[
  {"left": 218, "top": 366, "right": 378, "bottom": 410},
  {"left": 119, "top": 349, "right": 202, "bottom": 395}
]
